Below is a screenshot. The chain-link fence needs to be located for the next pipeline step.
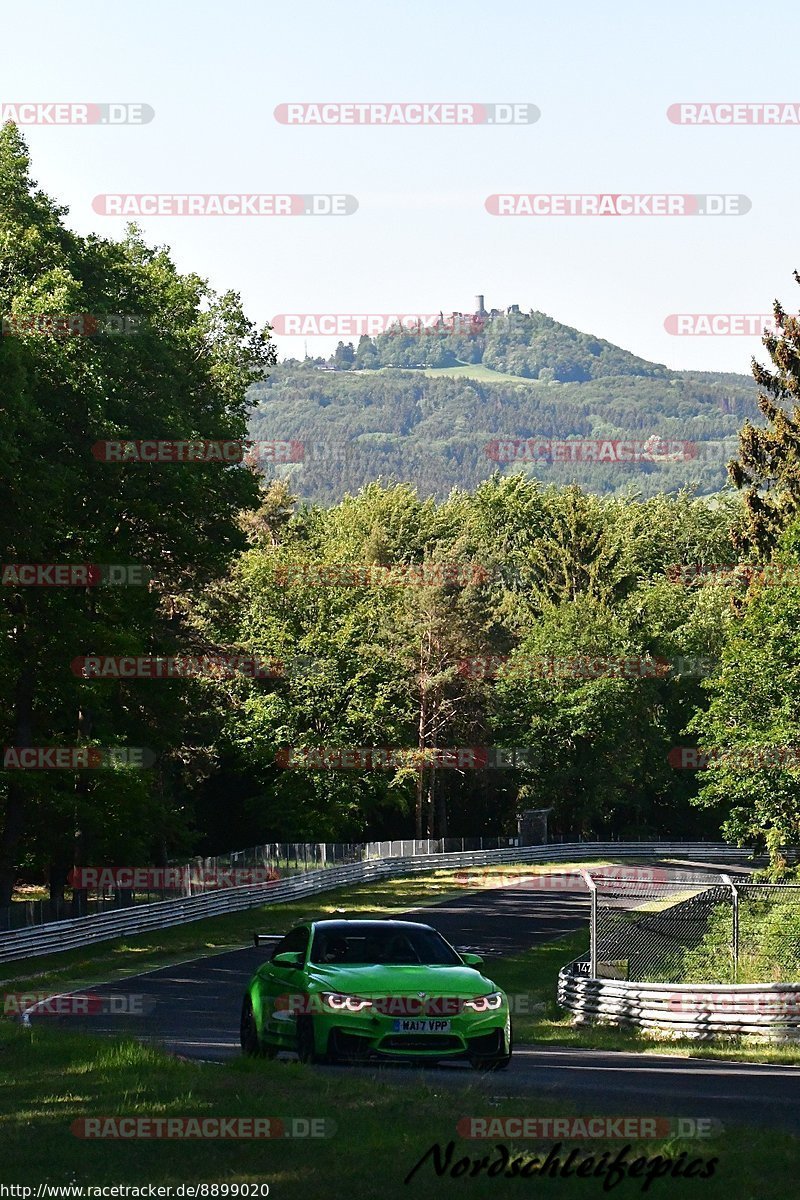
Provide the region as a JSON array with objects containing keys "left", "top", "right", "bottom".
[{"left": 586, "top": 871, "right": 800, "bottom": 984}]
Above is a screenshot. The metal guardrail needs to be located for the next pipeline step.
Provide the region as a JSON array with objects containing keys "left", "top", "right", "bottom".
[
  {"left": 560, "top": 864, "right": 800, "bottom": 1040},
  {"left": 0, "top": 841, "right": 760, "bottom": 967},
  {"left": 0, "top": 835, "right": 577, "bottom": 931},
  {"left": 558, "top": 963, "right": 800, "bottom": 1041}
]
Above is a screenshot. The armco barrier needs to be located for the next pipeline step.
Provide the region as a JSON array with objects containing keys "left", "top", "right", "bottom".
[
  {"left": 0, "top": 841, "right": 759, "bottom": 966},
  {"left": 558, "top": 963, "right": 800, "bottom": 1041}
]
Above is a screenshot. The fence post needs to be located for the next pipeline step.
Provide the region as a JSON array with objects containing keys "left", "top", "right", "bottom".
[
  {"left": 721, "top": 873, "right": 738, "bottom": 980},
  {"left": 581, "top": 869, "right": 598, "bottom": 977}
]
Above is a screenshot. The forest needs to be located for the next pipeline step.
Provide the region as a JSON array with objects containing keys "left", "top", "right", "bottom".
[{"left": 3, "top": 123, "right": 800, "bottom": 907}]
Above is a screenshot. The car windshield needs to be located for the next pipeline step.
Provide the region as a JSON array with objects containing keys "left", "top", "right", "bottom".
[{"left": 309, "top": 923, "right": 462, "bottom": 966}]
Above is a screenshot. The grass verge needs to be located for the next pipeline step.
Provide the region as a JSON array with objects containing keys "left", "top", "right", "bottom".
[
  {"left": 489, "top": 932, "right": 800, "bottom": 1066},
  {"left": 6, "top": 859, "right": 800, "bottom": 1067},
  {"left": 1, "top": 1021, "right": 797, "bottom": 1197}
]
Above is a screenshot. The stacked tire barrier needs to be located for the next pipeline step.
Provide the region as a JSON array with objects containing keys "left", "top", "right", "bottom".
[
  {"left": 558, "top": 866, "right": 800, "bottom": 1041},
  {"left": 558, "top": 962, "right": 800, "bottom": 1042}
]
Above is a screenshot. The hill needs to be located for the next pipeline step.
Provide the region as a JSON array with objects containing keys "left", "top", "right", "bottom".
[{"left": 248, "top": 307, "right": 760, "bottom": 503}]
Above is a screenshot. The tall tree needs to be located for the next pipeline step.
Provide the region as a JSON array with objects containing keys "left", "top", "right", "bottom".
[
  {"left": 0, "top": 125, "right": 274, "bottom": 905},
  {"left": 729, "top": 277, "right": 800, "bottom": 556},
  {"left": 688, "top": 516, "right": 800, "bottom": 856}
]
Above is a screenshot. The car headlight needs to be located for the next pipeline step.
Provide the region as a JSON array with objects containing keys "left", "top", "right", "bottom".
[
  {"left": 320, "top": 991, "right": 373, "bottom": 1012},
  {"left": 463, "top": 991, "right": 504, "bottom": 1012}
]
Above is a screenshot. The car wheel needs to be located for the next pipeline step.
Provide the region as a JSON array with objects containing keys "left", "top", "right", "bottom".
[
  {"left": 296, "top": 1015, "right": 331, "bottom": 1064},
  {"left": 240, "top": 995, "right": 264, "bottom": 1057},
  {"left": 470, "top": 1028, "right": 512, "bottom": 1071}
]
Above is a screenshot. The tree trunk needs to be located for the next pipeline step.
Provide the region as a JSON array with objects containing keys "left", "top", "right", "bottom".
[
  {"left": 415, "top": 640, "right": 429, "bottom": 838},
  {"left": 0, "top": 666, "right": 35, "bottom": 908},
  {"left": 433, "top": 766, "right": 447, "bottom": 838},
  {"left": 71, "top": 704, "right": 93, "bottom": 917},
  {"left": 48, "top": 862, "right": 70, "bottom": 917}
]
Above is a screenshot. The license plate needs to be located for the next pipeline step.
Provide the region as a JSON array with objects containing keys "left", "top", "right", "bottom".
[{"left": 391, "top": 1018, "right": 451, "bottom": 1034}]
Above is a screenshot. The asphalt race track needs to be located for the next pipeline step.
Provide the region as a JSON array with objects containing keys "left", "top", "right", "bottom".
[{"left": 23, "top": 858, "right": 800, "bottom": 1134}]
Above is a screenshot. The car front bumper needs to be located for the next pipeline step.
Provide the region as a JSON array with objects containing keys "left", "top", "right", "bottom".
[{"left": 315, "top": 1007, "right": 511, "bottom": 1061}]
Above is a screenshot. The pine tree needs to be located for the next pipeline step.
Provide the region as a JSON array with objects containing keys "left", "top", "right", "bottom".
[{"left": 729, "top": 275, "right": 800, "bottom": 556}]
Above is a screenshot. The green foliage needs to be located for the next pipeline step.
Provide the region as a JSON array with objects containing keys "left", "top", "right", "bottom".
[
  {"left": 6, "top": 130, "right": 800, "bottom": 887},
  {"left": 679, "top": 899, "right": 800, "bottom": 984},
  {"left": 194, "top": 477, "right": 741, "bottom": 843},
  {"left": 249, "top": 357, "right": 757, "bottom": 506},
  {"left": 688, "top": 516, "right": 800, "bottom": 852},
  {"left": 729, "top": 276, "right": 800, "bottom": 555},
  {"left": 0, "top": 127, "right": 274, "bottom": 899}
]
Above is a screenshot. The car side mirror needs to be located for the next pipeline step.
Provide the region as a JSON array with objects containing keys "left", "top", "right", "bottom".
[
  {"left": 272, "top": 951, "right": 304, "bottom": 968},
  {"left": 461, "top": 952, "right": 483, "bottom": 966}
]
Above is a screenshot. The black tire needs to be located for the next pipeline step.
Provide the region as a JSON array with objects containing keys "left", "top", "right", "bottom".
[
  {"left": 470, "top": 1052, "right": 511, "bottom": 1071},
  {"left": 240, "top": 995, "right": 275, "bottom": 1058},
  {"left": 470, "top": 1027, "right": 512, "bottom": 1072},
  {"left": 296, "top": 1015, "right": 331, "bottom": 1064}
]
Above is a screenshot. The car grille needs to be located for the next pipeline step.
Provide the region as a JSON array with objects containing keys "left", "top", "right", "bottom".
[
  {"left": 371, "top": 996, "right": 464, "bottom": 1016},
  {"left": 379, "top": 1035, "right": 462, "bottom": 1052}
]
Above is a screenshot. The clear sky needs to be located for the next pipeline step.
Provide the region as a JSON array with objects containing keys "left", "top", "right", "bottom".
[{"left": 2, "top": 0, "right": 799, "bottom": 373}]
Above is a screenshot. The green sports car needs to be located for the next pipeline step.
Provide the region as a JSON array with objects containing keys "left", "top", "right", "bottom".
[{"left": 240, "top": 918, "right": 512, "bottom": 1069}]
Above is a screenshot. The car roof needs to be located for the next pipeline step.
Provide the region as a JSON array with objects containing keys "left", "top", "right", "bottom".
[{"left": 302, "top": 918, "right": 436, "bottom": 933}]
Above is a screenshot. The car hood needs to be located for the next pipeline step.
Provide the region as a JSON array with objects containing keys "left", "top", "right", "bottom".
[{"left": 304, "top": 962, "right": 499, "bottom": 996}]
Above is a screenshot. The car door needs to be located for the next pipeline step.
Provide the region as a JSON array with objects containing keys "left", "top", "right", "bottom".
[{"left": 260, "top": 925, "right": 310, "bottom": 1042}]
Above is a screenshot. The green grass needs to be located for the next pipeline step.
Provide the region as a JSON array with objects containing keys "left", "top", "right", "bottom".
[
  {"left": 6, "top": 860, "right": 800, "bottom": 1071},
  {"left": 1, "top": 1021, "right": 797, "bottom": 1196},
  {"left": 679, "top": 900, "right": 800, "bottom": 985},
  {"left": 358, "top": 363, "right": 542, "bottom": 385},
  {"left": 489, "top": 931, "right": 800, "bottom": 1066},
  {"left": 3, "top": 863, "right": 800, "bottom": 1192}
]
